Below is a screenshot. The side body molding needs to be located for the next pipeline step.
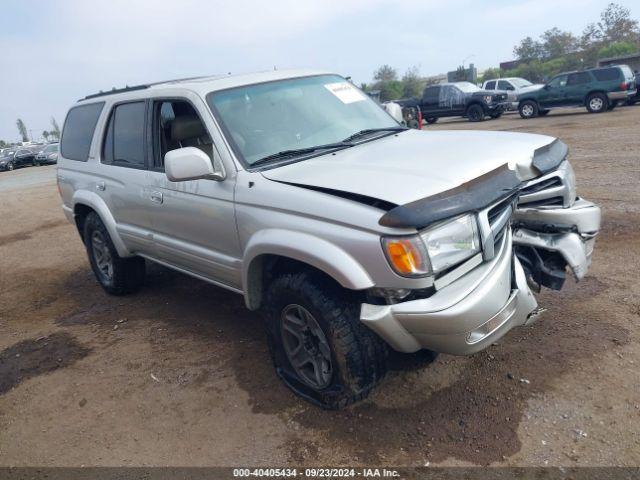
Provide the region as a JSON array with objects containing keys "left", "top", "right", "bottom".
[
  {"left": 242, "top": 229, "right": 375, "bottom": 309},
  {"left": 71, "top": 190, "right": 131, "bottom": 257}
]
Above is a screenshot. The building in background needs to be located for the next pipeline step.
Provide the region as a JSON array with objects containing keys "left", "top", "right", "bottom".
[
  {"left": 447, "top": 63, "right": 478, "bottom": 83},
  {"left": 597, "top": 52, "right": 640, "bottom": 72}
]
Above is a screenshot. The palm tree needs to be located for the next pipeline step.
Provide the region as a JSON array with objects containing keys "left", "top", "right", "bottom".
[
  {"left": 42, "top": 130, "right": 50, "bottom": 142},
  {"left": 50, "top": 117, "right": 61, "bottom": 140},
  {"left": 16, "top": 119, "right": 29, "bottom": 142}
]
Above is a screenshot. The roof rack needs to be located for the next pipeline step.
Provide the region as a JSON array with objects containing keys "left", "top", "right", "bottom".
[
  {"left": 82, "top": 84, "right": 149, "bottom": 101},
  {"left": 79, "top": 75, "right": 219, "bottom": 102}
]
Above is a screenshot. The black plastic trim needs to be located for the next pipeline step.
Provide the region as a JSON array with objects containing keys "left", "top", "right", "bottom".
[
  {"left": 531, "top": 139, "right": 568, "bottom": 174},
  {"left": 379, "top": 163, "right": 521, "bottom": 229}
]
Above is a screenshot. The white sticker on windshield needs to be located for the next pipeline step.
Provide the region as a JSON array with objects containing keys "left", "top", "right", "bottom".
[{"left": 324, "top": 82, "right": 366, "bottom": 104}]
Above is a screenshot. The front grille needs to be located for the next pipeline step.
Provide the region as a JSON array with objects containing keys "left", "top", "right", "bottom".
[{"left": 488, "top": 195, "right": 516, "bottom": 248}]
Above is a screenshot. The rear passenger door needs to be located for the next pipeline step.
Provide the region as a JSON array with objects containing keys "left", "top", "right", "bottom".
[
  {"left": 564, "top": 72, "right": 591, "bottom": 105},
  {"left": 144, "top": 96, "right": 242, "bottom": 289},
  {"left": 97, "top": 100, "right": 155, "bottom": 254}
]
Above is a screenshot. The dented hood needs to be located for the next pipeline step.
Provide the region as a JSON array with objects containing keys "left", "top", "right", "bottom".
[{"left": 260, "top": 129, "right": 558, "bottom": 206}]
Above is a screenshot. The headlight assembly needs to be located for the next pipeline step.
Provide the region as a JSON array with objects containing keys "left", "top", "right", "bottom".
[
  {"left": 483, "top": 95, "right": 493, "bottom": 104},
  {"left": 383, "top": 214, "right": 481, "bottom": 277}
]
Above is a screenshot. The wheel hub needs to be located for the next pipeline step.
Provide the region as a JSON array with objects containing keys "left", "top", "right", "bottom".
[{"left": 280, "top": 304, "right": 332, "bottom": 389}]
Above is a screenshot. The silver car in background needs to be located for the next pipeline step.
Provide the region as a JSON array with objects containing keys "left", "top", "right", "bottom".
[
  {"left": 482, "top": 77, "right": 545, "bottom": 110},
  {"left": 57, "top": 70, "right": 601, "bottom": 408}
]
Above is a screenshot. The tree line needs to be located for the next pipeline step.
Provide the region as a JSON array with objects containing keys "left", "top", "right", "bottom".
[{"left": 365, "top": 2, "right": 639, "bottom": 102}]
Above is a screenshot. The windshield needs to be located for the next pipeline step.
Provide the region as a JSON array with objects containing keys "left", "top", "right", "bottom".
[
  {"left": 0, "top": 150, "right": 14, "bottom": 158},
  {"left": 510, "top": 78, "right": 533, "bottom": 88},
  {"left": 455, "top": 82, "right": 481, "bottom": 93},
  {"left": 207, "top": 75, "right": 398, "bottom": 166}
]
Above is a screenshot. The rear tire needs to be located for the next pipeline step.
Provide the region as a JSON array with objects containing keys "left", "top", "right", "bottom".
[
  {"left": 264, "top": 271, "right": 388, "bottom": 409},
  {"left": 425, "top": 117, "right": 438, "bottom": 124},
  {"left": 586, "top": 92, "right": 608, "bottom": 113},
  {"left": 607, "top": 100, "right": 619, "bottom": 111},
  {"left": 7, "top": 162, "right": 14, "bottom": 171},
  {"left": 490, "top": 112, "right": 502, "bottom": 119},
  {"left": 466, "top": 104, "right": 485, "bottom": 122},
  {"left": 519, "top": 100, "right": 539, "bottom": 119},
  {"left": 538, "top": 109, "right": 550, "bottom": 116},
  {"left": 83, "top": 212, "right": 145, "bottom": 295}
]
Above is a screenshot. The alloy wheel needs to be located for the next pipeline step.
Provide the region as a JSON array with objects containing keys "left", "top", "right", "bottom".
[
  {"left": 522, "top": 104, "right": 534, "bottom": 117},
  {"left": 91, "top": 231, "right": 114, "bottom": 281},
  {"left": 280, "top": 304, "right": 333, "bottom": 389},
  {"left": 589, "top": 97, "right": 604, "bottom": 111}
]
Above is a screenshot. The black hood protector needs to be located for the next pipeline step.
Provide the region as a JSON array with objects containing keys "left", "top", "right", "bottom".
[{"left": 379, "top": 164, "right": 521, "bottom": 229}]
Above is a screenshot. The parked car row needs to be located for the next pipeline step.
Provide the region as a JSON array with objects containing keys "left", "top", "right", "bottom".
[
  {"left": 0, "top": 143, "right": 58, "bottom": 172},
  {"left": 395, "top": 64, "right": 637, "bottom": 125}
]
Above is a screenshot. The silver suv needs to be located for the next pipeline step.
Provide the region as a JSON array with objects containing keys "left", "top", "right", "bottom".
[{"left": 58, "top": 70, "right": 601, "bottom": 408}]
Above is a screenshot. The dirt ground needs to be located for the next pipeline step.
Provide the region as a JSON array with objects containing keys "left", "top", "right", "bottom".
[{"left": 0, "top": 106, "right": 639, "bottom": 467}]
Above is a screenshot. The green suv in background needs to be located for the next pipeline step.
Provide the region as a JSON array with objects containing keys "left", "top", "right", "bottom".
[{"left": 518, "top": 65, "right": 637, "bottom": 118}]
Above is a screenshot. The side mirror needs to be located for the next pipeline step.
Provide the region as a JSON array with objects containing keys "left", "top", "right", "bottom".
[
  {"left": 164, "top": 147, "right": 225, "bottom": 182},
  {"left": 543, "top": 84, "right": 550, "bottom": 90}
]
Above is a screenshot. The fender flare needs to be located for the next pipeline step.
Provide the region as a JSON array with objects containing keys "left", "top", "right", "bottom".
[
  {"left": 71, "top": 190, "right": 131, "bottom": 257},
  {"left": 242, "top": 229, "right": 375, "bottom": 309}
]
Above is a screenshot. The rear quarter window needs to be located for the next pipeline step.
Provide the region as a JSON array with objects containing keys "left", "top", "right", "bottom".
[
  {"left": 592, "top": 68, "right": 620, "bottom": 82},
  {"left": 60, "top": 102, "right": 104, "bottom": 161}
]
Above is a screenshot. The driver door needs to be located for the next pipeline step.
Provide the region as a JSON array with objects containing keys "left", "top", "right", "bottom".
[
  {"left": 144, "top": 95, "right": 242, "bottom": 290},
  {"left": 540, "top": 75, "right": 568, "bottom": 108}
]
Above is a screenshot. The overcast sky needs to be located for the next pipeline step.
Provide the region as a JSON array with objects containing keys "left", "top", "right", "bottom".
[{"left": 0, "top": 0, "right": 632, "bottom": 142}]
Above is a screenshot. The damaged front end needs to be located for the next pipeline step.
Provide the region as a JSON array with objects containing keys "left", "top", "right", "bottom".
[
  {"left": 361, "top": 139, "right": 600, "bottom": 354},
  {"left": 513, "top": 161, "right": 601, "bottom": 291}
]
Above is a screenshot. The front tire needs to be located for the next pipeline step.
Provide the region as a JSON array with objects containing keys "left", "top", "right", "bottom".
[
  {"left": 519, "top": 100, "right": 539, "bottom": 119},
  {"left": 83, "top": 212, "right": 145, "bottom": 295},
  {"left": 264, "top": 271, "right": 388, "bottom": 409},
  {"left": 7, "top": 161, "right": 14, "bottom": 171},
  {"left": 425, "top": 117, "right": 438, "bottom": 124},
  {"left": 490, "top": 112, "right": 502, "bottom": 119},
  {"left": 538, "top": 109, "right": 550, "bottom": 116},
  {"left": 466, "top": 104, "right": 485, "bottom": 122},
  {"left": 586, "top": 92, "right": 608, "bottom": 113}
]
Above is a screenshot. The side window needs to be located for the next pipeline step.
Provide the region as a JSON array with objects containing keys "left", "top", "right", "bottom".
[
  {"left": 497, "top": 80, "right": 514, "bottom": 90},
  {"left": 423, "top": 86, "right": 440, "bottom": 99},
  {"left": 485, "top": 81, "right": 496, "bottom": 90},
  {"left": 592, "top": 68, "right": 619, "bottom": 81},
  {"left": 567, "top": 72, "right": 591, "bottom": 86},
  {"left": 102, "top": 102, "right": 146, "bottom": 167},
  {"left": 61, "top": 102, "right": 104, "bottom": 161},
  {"left": 548, "top": 75, "right": 568, "bottom": 88},
  {"left": 151, "top": 99, "right": 212, "bottom": 170}
]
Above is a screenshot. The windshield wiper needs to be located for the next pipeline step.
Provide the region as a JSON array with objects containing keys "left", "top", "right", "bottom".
[
  {"left": 250, "top": 142, "right": 354, "bottom": 167},
  {"left": 341, "top": 126, "right": 407, "bottom": 143}
]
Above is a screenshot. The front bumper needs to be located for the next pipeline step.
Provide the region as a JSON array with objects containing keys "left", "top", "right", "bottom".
[
  {"left": 361, "top": 197, "right": 601, "bottom": 355},
  {"left": 361, "top": 231, "right": 539, "bottom": 354}
]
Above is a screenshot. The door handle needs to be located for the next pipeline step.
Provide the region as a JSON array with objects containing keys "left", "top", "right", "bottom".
[
  {"left": 95, "top": 181, "right": 106, "bottom": 191},
  {"left": 150, "top": 191, "right": 163, "bottom": 204}
]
